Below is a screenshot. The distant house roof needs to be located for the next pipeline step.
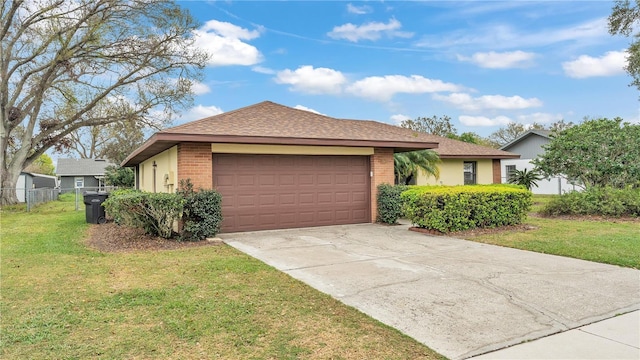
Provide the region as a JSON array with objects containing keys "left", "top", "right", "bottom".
[
  {"left": 499, "top": 130, "right": 552, "bottom": 151},
  {"left": 123, "top": 101, "right": 518, "bottom": 166},
  {"left": 56, "top": 158, "right": 112, "bottom": 176}
]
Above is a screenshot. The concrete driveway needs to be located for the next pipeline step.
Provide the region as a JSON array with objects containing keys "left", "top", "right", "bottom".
[{"left": 221, "top": 223, "right": 640, "bottom": 360}]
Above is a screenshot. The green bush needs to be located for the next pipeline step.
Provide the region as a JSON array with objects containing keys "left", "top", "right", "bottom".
[
  {"left": 376, "top": 184, "right": 407, "bottom": 224},
  {"left": 103, "top": 190, "right": 184, "bottom": 238},
  {"left": 401, "top": 184, "right": 532, "bottom": 233},
  {"left": 542, "top": 187, "right": 640, "bottom": 217},
  {"left": 177, "top": 179, "right": 223, "bottom": 241}
]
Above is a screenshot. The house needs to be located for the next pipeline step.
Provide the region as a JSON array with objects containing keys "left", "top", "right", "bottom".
[
  {"left": 414, "top": 137, "right": 520, "bottom": 186},
  {"left": 16, "top": 172, "right": 58, "bottom": 203},
  {"left": 56, "top": 158, "right": 113, "bottom": 191},
  {"left": 122, "top": 101, "right": 440, "bottom": 232},
  {"left": 499, "top": 130, "right": 577, "bottom": 194}
]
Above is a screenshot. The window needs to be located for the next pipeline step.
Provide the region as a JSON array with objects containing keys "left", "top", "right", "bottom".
[
  {"left": 464, "top": 161, "right": 477, "bottom": 185},
  {"left": 506, "top": 165, "right": 517, "bottom": 182},
  {"left": 74, "top": 177, "right": 84, "bottom": 189}
]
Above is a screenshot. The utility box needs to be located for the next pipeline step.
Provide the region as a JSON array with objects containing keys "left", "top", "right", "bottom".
[{"left": 83, "top": 191, "right": 109, "bottom": 224}]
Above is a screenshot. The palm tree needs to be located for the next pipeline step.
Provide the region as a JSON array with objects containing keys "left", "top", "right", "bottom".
[
  {"left": 394, "top": 150, "right": 441, "bottom": 185},
  {"left": 508, "top": 168, "right": 543, "bottom": 191}
]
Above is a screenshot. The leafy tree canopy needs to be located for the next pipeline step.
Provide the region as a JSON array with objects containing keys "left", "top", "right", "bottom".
[
  {"left": 23, "top": 153, "right": 55, "bottom": 176},
  {"left": 533, "top": 117, "right": 640, "bottom": 189},
  {"left": 104, "top": 166, "right": 135, "bottom": 188},
  {"left": 609, "top": 0, "right": 640, "bottom": 90},
  {"left": 399, "top": 115, "right": 457, "bottom": 137},
  {"left": 394, "top": 150, "right": 440, "bottom": 185},
  {"left": 0, "top": 0, "right": 208, "bottom": 204}
]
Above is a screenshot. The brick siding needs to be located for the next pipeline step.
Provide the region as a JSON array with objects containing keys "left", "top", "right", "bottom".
[
  {"left": 370, "top": 148, "right": 395, "bottom": 222},
  {"left": 177, "top": 143, "right": 212, "bottom": 189}
]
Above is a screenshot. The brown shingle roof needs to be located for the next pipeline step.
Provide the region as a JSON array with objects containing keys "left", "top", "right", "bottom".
[{"left": 122, "top": 101, "right": 517, "bottom": 166}]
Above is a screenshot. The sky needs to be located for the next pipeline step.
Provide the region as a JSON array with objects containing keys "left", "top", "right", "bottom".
[{"left": 171, "top": 0, "right": 639, "bottom": 137}]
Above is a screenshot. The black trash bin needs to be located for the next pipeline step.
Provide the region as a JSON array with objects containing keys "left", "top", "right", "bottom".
[{"left": 83, "top": 191, "right": 109, "bottom": 224}]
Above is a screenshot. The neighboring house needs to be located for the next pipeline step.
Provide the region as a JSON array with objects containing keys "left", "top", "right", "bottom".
[
  {"left": 16, "top": 172, "right": 58, "bottom": 203},
  {"left": 414, "top": 137, "right": 520, "bottom": 186},
  {"left": 499, "top": 130, "right": 578, "bottom": 194},
  {"left": 122, "top": 101, "right": 440, "bottom": 233},
  {"left": 56, "top": 158, "right": 113, "bottom": 191}
]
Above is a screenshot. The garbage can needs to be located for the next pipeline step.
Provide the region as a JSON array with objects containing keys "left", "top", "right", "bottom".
[{"left": 83, "top": 191, "right": 109, "bottom": 224}]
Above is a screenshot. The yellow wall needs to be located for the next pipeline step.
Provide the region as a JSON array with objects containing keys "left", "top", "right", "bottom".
[
  {"left": 139, "top": 146, "right": 178, "bottom": 193},
  {"left": 211, "top": 143, "right": 374, "bottom": 155},
  {"left": 416, "top": 159, "right": 494, "bottom": 186}
]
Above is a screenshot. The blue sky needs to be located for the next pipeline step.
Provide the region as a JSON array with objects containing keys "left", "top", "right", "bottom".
[{"left": 176, "top": 0, "right": 638, "bottom": 137}]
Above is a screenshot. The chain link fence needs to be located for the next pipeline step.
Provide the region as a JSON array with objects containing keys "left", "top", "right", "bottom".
[{"left": 4, "top": 186, "right": 119, "bottom": 211}]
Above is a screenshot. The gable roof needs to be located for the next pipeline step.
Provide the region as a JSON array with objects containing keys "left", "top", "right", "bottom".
[
  {"left": 56, "top": 158, "right": 112, "bottom": 176},
  {"left": 122, "top": 101, "right": 518, "bottom": 166},
  {"left": 500, "top": 130, "right": 552, "bottom": 151}
]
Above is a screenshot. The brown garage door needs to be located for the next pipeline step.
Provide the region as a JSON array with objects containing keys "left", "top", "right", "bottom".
[{"left": 213, "top": 154, "right": 370, "bottom": 232}]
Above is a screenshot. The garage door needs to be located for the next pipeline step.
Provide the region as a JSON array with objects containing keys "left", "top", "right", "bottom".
[{"left": 213, "top": 154, "right": 370, "bottom": 232}]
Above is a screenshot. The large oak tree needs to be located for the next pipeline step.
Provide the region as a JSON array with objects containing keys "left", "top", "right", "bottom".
[{"left": 1, "top": 0, "right": 208, "bottom": 204}]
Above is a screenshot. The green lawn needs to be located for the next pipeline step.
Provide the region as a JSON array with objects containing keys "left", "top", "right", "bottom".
[
  {"left": 1, "top": 196, "right": 443, "bottom": 360},
  {"left": 459, "top": 195, "right": 640, "bottom": 269}
]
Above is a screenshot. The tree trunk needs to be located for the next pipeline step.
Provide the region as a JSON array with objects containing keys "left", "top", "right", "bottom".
[{"left": 1, "top": 165, "right": 21, "bottom": 205}]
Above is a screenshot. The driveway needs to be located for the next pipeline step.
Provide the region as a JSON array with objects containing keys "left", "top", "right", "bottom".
[{"left": 221, "top": 223, "right": 640, "bottom": 360}]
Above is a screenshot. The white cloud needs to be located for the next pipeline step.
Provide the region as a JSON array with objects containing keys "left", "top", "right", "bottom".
[
  {"left": 193, "top": 20, "right": 262, "bottom": 66},
  {"left": 457, "top": 50, "right": 536, "bottom": 69},
  {"left": 180, "top": 104, "right": 224, "bottom": 122},
  {"left": 327, "top": 18, "right": 413, "bottom": 42},
  {"left": 347, "top": 3, "right": 372, "bottom": 15},
  {"left": 390, "top": 114, "right": 411, "bottom": 124},
  {"left": 417, "top": 18, "right": 607, "bottom": 50},
  {"left": 191, "top": 81, "right": 211, "bottom": 95},
  {"left": 347, "top": 75, "right": 463, "bottom": 101},
  {"left": 294, "top": 105, "right": 325, "bottom": 115},
  {"left": 516, "top": 112, "right": 563, "bottom": 124},
  {"left": 433, "top": 93, "right": 543, "bottom": 111},
  {"left": 562, "top": 50, "right": 626, "bottom": 78},
  {"left": 252, "top": 66, "right": 276, "bottom": 74},
  {"left": 275, "top": 65, "right": 347, "bottom": 94},
  {"left": 459, "top": 115, "right": 513, "bottom": 127}
]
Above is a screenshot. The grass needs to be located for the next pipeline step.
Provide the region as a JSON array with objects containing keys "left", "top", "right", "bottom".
[
  {"left": 1, "top": 196, "right": 444, "bottom": 359},
  {"left": 459, "top": 195, "right": 640, "bottom": 269}
]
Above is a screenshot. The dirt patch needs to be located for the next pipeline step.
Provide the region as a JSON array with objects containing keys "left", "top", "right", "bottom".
[{"left": 85, "top": 222, "right": 220, "bottom": 253}]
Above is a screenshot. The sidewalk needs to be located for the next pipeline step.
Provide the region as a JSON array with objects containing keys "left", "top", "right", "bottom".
[{"left": 470, "top": 310, "right": 639, "bottom": 359}]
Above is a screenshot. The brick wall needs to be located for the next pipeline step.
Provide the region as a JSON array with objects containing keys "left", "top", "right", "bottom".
[
  {"left": 492, "top": 159, "right": 501, "bottom": 184},
  {"left": 370, "top": 148, "right": 395, "bottom": 222},
  {"left": 177, "top": 143, "right": 212, "bottom": 189}
]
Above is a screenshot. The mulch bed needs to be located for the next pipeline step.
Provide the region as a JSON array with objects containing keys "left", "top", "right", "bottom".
[{"left": 85, "top": 222, "right": 220, "bottom": 253}]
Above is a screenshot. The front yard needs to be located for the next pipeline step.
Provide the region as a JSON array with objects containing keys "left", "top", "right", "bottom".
[
  {"left": 1, "top": 197, "right": 441, "bottom": 359},
  {"left": 458, "top": 195, "right": 640, "bottom": 269}
]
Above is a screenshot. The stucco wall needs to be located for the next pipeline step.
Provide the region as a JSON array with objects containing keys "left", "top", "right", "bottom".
[
  {"left": 139, "top": 146, "right": 178, "bottom": 193},
  {"left": 416, "top": 159, "right": 494, "bottom": 186}
]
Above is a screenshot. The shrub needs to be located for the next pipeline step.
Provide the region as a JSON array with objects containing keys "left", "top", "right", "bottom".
[
  {"left": 103, "top": 190, "right": 184, "bottom": 238},
  {"left": 542, "top": 187, "right": 640, "bottom": 217},
  {"left": 401, "top": 184, "right": 532, "bottom": 233},
  {"left": 376, "top": 184, "right": 408, "bottom": 224},
  {"left": 177, "top": 179, "right": 223, "bottom": 241}
]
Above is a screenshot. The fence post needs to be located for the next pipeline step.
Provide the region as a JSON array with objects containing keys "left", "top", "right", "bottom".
[
  {"left": 75, "top": 188, "right": 80, "bottom": 211},
  {"left": 26, "top": 189, "right": 31, "bottom": 212}
]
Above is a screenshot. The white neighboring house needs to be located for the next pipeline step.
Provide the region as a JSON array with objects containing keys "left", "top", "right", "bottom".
[{"left": 500, "top": 130, "right": 580, "bottom": 195}]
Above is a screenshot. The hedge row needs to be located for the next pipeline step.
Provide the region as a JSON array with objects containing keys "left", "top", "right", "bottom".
[
  {"left": 103, "top": 181, "right": 223, "bottom": 240},
  {"left": 542, "top": 187, "right": 640, "bottom": 217},
  {"left": 401, "top": 184, "right": 532, "bottom": 233}
]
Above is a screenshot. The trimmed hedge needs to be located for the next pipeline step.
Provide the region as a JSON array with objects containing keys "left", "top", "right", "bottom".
[
  {"left": 103, "top": 181, "right": 224, "bottom": 240},
  {"left": 377, "top": 183, "right": 407, "bottom": 224},
  {"left": 401, "top": 184, "right": 532, "bottom": 233},
  {"left": 103, "top": 190, "right": 184, "bottom": 238},
  {"left": 177, "top": 180, "right": 223, "bottom": 241},
  {"left": 542, "top": 187, "right": 640, "bottom": 217}
]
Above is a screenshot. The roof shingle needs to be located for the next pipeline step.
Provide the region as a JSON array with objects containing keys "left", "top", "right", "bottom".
[
  {"left": 123, "top": 101, "right": 518, "bottom": 166},
  {"left": 56, "top": 158, "right": 112, "bottom": 176}
]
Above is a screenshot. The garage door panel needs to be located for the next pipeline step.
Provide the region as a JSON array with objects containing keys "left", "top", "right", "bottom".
[{"left": 214, "top": 154, "right": 370, "bottom": 232}]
